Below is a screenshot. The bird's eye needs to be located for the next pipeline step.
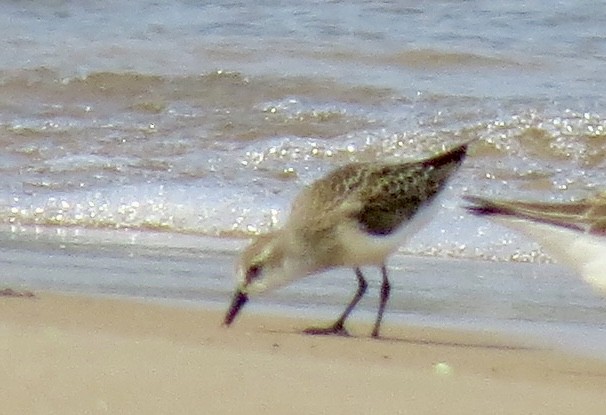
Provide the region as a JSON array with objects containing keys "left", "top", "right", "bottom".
[{"left": 245, "top": 264, "right": 262, "bottom": 284}]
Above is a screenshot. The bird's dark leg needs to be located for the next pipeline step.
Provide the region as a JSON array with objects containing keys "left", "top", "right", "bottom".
[
  {"left": 371, "top": 264, "right": 391, "bottom": 338},
  {"left": 303, "top": 267, "right": 367, "bottom": 336}
]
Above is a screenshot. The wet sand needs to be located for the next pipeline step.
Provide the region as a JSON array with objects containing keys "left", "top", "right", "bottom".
[{"left": 2, "top": 290, "right": 606, "bottom": 414}]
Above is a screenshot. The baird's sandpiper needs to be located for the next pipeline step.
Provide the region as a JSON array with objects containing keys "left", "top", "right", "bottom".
[
  {"left": 224, "top": 142, "right": 469, "bottom": 337},
  {"left": 464, "top": 193, "right": 606, "bottom": 294}
]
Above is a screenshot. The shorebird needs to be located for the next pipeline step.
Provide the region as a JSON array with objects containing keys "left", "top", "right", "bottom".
[
  {"left": 224, "top": 142, "right": 469, "bottom": 337},
  {"left": 464, "top": 193, "right": 606, "bottom": 294}
]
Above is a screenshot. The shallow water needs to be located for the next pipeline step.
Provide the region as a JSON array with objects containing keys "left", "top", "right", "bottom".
[
  {"left": 2, "top": 227, "right": 605, "bottom": 359},
  {"left": 1, "top": 0, "right": 606, "bottom": 356}
]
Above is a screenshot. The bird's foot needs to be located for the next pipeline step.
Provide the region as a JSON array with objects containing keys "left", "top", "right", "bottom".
[{"left": 303, "top": 322, "right": 350, "bottom": 337}]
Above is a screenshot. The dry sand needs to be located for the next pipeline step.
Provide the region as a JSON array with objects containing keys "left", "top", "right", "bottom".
[{"left": 1, "top": 290, "right": 606, "bottom": 414}]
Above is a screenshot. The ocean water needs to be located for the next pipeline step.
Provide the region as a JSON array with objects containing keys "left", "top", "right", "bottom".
[{"left": 1, "top": 1, "right": 606, "bottom": 355}]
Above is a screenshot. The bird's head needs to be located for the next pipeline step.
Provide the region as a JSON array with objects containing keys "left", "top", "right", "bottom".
[{"left": 223, "top": 231, "right": 309, "bottom": 327}]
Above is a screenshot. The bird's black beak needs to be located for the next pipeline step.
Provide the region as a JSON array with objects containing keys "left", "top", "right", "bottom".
[{"left": 223, "top": 290, "right": 248, "bottom": 326}]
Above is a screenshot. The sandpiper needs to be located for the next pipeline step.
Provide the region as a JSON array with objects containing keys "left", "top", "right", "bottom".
[
  {"left": 464, "top": 193, "right": 606, "bottom": 294},
  {"left": 224, "top": 142, "right": 469, "bottom": 337}
]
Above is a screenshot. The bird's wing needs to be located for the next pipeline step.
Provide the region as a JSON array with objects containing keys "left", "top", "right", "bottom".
[
  {"left": 464, "top": 193, "right": 606, "bottom": 236},
  {"left": 290, "top": 143, "right": 468, "bottom": 236}
]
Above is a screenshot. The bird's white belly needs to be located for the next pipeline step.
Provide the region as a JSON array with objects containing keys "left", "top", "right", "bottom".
[
  {"left": 337, "top": 225, "right": 402, "bottom": 266},
  {"left": 494, "top": 216, "right": 606, "bottom": 295}
]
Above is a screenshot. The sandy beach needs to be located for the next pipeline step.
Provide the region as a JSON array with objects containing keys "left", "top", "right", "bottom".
[{"left": 1, "top": 290, "right": 605, "bottom": 414}]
